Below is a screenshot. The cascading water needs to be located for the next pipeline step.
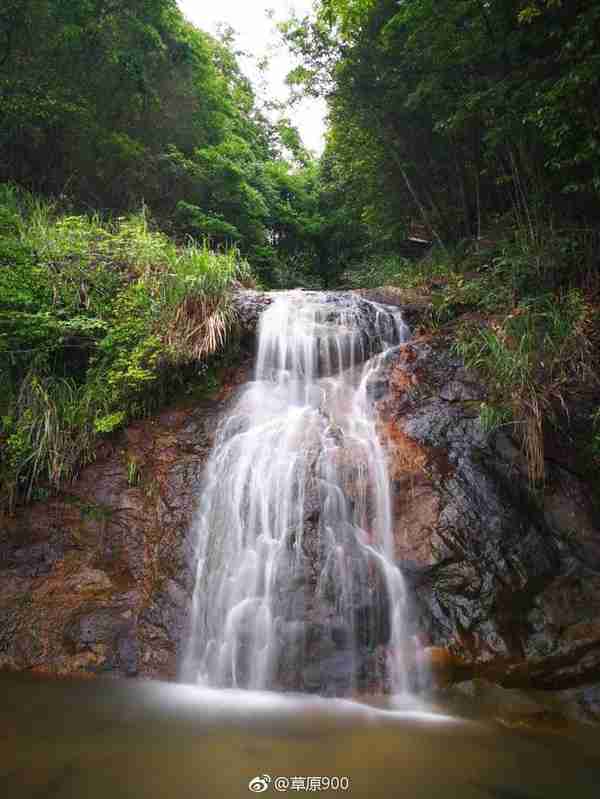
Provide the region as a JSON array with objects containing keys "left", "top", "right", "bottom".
[{"left": 182, "top": 291, "right": 415, "bottom": 697}]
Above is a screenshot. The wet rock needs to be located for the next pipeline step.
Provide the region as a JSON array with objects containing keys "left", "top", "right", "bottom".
[
  {"left": 422, "top": 646, "right": 468, "bottom": 689},
  {"left": 117, "top": 631, "right": 139, "bottom": 676},
  {"left": 543, "top": 467, "right": 600, "bottom": 569},
  {"left": 352, "top": 288, "right": 432, "bottom": 330},
  {"left": 444, "top": 678, "right": 600, "bottom": 729},
  {"left": 0, "top": 354, "right": 253, "bottom": 679},
  {"left": 439, "top": 377, "right": 483, "bottom": 403},
  {"left": 445, "top": 679, "right": 563, "bottom": 730},
  {"left": 63, "top": 607, "right": 138, "bottom": 675},
  {"left": 569, "top": 683, "right": 600, "bottom": 723},
  {"left": 376, "top": 334, "right": 600, "bottom": 695},
  {"left": 0, "top": 533, "right": 74, "bottom": 578},
  {"left": 270, "top": 489, "right": 393, "bottom": 692},
  {"left": 65, "top": 567, "right": 113, "bottom": 593},
  {"left": 0, "top": 607, "right": 19, "bottom": 656},
  {"left": 303, "top": 649, "right": 355, "bottom": 697},
  {"left": 14, "top": 629, "right": 45, "bottom": 665},
  {"left": 231, "top": 289, "right": 273, "bottom": 333}
]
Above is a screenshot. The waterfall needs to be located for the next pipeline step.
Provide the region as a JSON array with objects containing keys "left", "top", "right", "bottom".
[{"left": 182, "top": 291, "right": 413, "bottom": 697}]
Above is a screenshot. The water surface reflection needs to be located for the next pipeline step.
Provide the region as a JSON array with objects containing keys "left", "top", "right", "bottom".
[{"left": 1, "top": 676, "right": 599, "bottom": 798}]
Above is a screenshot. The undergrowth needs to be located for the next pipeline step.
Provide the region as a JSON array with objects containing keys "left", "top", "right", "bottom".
[
  {"left": 0, "top": 183, "right": 253, "bottom": 511},
  {"left": 344, "top": 230, "right": 600, "bottom": 488}
]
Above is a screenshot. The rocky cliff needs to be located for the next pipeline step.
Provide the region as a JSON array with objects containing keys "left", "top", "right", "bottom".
[
  {"left": 1, "top": 289, "right": 598, "bottom": 719},
  {"left": 0, "top": 352, "right": 254, "bottom": 679},
  {"left": 371, "top": 329, "right": 600, "bottom": 719}
]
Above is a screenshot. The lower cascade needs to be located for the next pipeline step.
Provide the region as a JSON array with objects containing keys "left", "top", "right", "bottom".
[{"left": 182, "top": 290, "right": 417, "bottom": 696}]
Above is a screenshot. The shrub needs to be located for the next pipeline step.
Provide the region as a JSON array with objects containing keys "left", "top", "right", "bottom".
[
  {"left": 0, "top": 184, "right": 253, "bottom": 510},
  {"left": 454, "top": 289, "right": 598, "bottom": 485}
]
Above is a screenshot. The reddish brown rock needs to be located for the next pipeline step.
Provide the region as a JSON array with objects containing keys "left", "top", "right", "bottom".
[
  {"left": 0, "top": 355, "right": 253, "bottom": 679},
  {"left": 393, "top": 481, "right": 441, "bottom": 566}
]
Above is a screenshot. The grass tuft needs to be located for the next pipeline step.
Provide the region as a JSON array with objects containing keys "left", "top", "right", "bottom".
[
  {"left": 0, "top": 184, "right": 253, "bottom": 510},
  {"left": 343, "top": 229, "right": 600, "bottom": 488}
]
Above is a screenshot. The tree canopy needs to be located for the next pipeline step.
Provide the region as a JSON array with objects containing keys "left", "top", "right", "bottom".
[
  {"left": 283, "top": 0, "right": 600, "bottom": 250},
  {"left": 0, "top": 0, "right": 327, "bottom": 283},
  {"left": 2, "top": 1, "right": 600, "bottom": 506}
]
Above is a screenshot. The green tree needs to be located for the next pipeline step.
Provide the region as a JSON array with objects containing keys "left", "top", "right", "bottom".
[{"left": 283, "top": 0, "right": 600, "bottom": 245}]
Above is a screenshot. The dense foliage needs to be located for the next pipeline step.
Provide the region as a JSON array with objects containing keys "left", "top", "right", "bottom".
[
  {"left": 353, "top": 238, "right": 599, "bottom": 486},
  {"left": 2, "top": 0, "right": 599, "bottom": 506},
  {"left": 279, "top": 0, "right": 600, "bottom": 484},
  {"left": 0, "top": 0, "right": 327, "bottom": 284},
  {"left": 284, "top": 0, "right": 600, "bottom": 247},
  {"left": 0, "top": 1, "right": 342, "bottom": 509},
  {"left": 0, "top": 184, "right": 252, "bottom": 509}
]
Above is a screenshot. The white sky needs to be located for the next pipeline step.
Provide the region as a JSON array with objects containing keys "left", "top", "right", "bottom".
[{"left": 177, "top": 0, "right": 327, "bottom": 154}]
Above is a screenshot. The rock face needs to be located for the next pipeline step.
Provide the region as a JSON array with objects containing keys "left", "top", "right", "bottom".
[
  {"left": 231, "top": 288, "right": 273, "bottom": 332},
  {"left": 0, "top": 289, "right": 599, "bottom": 713},
  {"left": 0, "top": 355, "right": 253, "bottom": 679},
  {"left": 372, "top": 334, "right": 600, "bottom": 699}
]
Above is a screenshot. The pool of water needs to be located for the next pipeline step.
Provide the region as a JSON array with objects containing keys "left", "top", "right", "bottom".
[{"left": 1, "top": 676, "right": 598, "bottom": 798}]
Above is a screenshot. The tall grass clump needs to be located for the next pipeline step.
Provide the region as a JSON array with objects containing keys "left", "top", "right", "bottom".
[
  {"left": 2, "top": 372, "right": 96, "bottom": 508},
  {"left": 452, "top": 264, "right": 599, "bottom": 486},
  {"left": 161, "top": 244, "right": 252, "bottom": 362},
  {"left": 0, "top": 184, "right": 253, "bottom": 510}
]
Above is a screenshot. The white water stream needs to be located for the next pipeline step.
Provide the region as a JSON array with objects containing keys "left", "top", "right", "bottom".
[{"left": 182, "top": 291, "right": 412, "bottom": 696}]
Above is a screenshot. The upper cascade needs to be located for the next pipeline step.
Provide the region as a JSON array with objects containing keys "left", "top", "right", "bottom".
[{"left": 182, "top": 290, "right": 417, "bottom": 696}]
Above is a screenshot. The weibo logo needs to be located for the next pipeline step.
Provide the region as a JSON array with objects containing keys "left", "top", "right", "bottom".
[{"left": 248, "top": 774, "right": 272, "bottom": 793}]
